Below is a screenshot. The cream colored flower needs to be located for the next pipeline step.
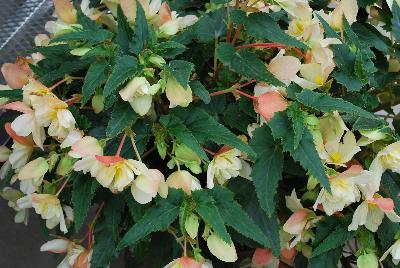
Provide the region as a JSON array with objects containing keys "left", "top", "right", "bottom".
[
  {"left": 71, "top": 136, "right": 104, "bottom": 177},
  {"left": 328, "top": 0, "right": 358, "bottom": 31},
  {"left": 131, "top": 168, "right": 168, "bottom": 204},
  {"left": 119, "top": 77, "right": 160, "bottom": 116},
  {"left": 163, "top": 256, "right": 206, "bottom": 268},
  {"left": 17, "top": 193, "right": 68, "bottom": 233},
  {"left": 18, "top": 157, "right": 49, "bottom": 187},
  {"left": 207, "top": 233, "right": 237, "bottom": 263},
  {"left": 166, "top": 170, "right": 201, "bottom": 195},
  {"left": 94, "top": 157, "right": 145, "bottom": 192},
  {"left": 207, "top": 148, "right": 251, "bottom": 189},
  {"left": 1, "top": 60, "right": 32, "bottom": 89},
  {"left": 348, "top": 195, "right": 400, "bottom": 232},
  {"left": 313, "top": 165, "right": 373, "bottom": 215},
  {"left": 268, "top": 52, "right": 301, "bottom": 85},
  {"left": 41, "top": 238, "right": 91, "bottom": 268},
  {"left": 157, "top": 3, "right": 198, "bottom": 37},
  {"left": 1, "top": 187, "right": 29, "bottom": 225},
  {"left": 22, "top": 79, "right": 55, "bottom": 106},
  {"left": 165, "top": 77, "right": 193, "bottom": 108}
]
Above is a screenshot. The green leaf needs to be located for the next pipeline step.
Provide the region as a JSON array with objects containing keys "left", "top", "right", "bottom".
[
  {"left": 68, "top": 106, "right": 92, "bottom": 132},
  {"left": 392, "top": 2, "right": 400, "bottom": 41},
  {"left": 193, "top": 8, "right": 227, "bottom": 42},
  {"left": 230, "top": 10, "right": 307, "bottom": 49},
  {"left": 312, "top": 222, "right": 355, "bottom": 258},
  {"left": 210, "top": 186, "right": 272, "bottom": 248},
  {"left": 40, "top": 58, "right": 93, "bottom": 83},
  {"left": 106, "top": 100, "right": 139, "bottom": 137},
  {"left": 72, "top": 172, "right": 99, "bottom": 232},
  {"left": 116, "top": 6, "right": 133, "bottom": 53},
  {"left": 268, "top": 112, "right": 330, "bottom": 191},
  {"left": 192, "top": 189, "right": 231, "bottom": 243},
  {"left": 296, "top": 90, "right": 375, "bottom": 119},
  {"left": 82, "top": 61, "right": 109, "bottom": 104},
  {"left": 117, "top": 190, "right": 183, "bottom": 250},
  {"left": 332, "top": 71, "right": 363, "bottom": 92},
  {"left": 164, "top": 60, "right": 194, "bottom": 89},
  {"left": 91, "top": 196, "right": 124, "bottom": 268},
  {"left": 287, "top": 103, "right": 306, "bottom": 149},
  {"left": 179, "top": 198, "right": 192, "bottom": 236},
  {"left": 0, "top": 169, "right": 14, "bottom": 192},
  {"left": 153, "top": 41, "right": 187, "bottom": 58},
  {"left": 0, "top": 89, "right": 22, "bottom": 99},
  {"left": 130, "top": 0, "right": 149, "bottom": 54},
  {"left": 190, "top": 80, "right": 211, "bottom": 104},
  {"left": 103, "top": 55, "right": 141, "bottom": 98},
  {"left": 216, "top": 43, "right": 283, "bottom": 86},
  {"left": 381, "top": 171, "right": 400, "bottom": 215},
  {"left": 160, "top": 114, "right": 208, "bottom": 160},
  {"left": 352, "top": 117, "right": 387, "bottom": 131},
  {"left": 308, "top": 248, "right": 343, "bottom": 268},
  {"left": 77, "top": 6, "right": 100, "bottom": 31},
  {"left": 122, "top": 191, "right": 147, "bottom": 222},
  {"left": 249, "top": 125, "right": 283, "bottom": 217},
  {"left": 172, "top": 107, "right": 256, "bottom": 159}
]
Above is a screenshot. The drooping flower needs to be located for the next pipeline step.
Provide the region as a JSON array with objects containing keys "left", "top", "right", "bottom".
[
  {"left": 131, "top": 168, "right": 168, "bottom": 204},
  {"left": 17, "top": 193, "right": 68, "bottom": 233},
  {"left": 17, "top": 157, "right": 49, "bottom": 187},
  {"left": 327, "top": 0, "right": 358, "bottom": 31},
  {"left": 163, "top": 256, "right": 203, "bottom": 268},
  {"left": 119, "top": 77, "right": 160, "bottom": 116},
  {"left": 348, "top": 195, "right": 400, "bottom": 232},
  {"left": 1, "top": 187, "right": 29, "bottom": 225},
  {"left": 2, "top": 102, "right": 46, "bottom": 149},
  {"left": 166, "top": 170, "right": 201, "bottom": 195},
  {"left": 53, "top": 0, "right": 77, "bottom": 24},
  {"left": 165, "top": 77, "right": 193, "bottom": 108},
  {"left": 256, "top": 91, "right": 288, "bottom": 122},
  {"left": 206, "top": 233, "right": 238, "bottom": 263},
  {"left": 315, "top": 112, "right": 360, "bottom": 166},
  {"left": 1, "top": 59, "right": 32, "bottom": 89},
  {"left": 22, "top": 78, "right": 55, "bottom": 105},
  {"left": 313, "top": 165, "right": 374, "bottom": 215},
  {"left": 268, "top": 53, "right": 301, "bottom": 85},
  {"left": 40, "top": 238, "right": 90, "bottom": 268},
  {"left": 157, "top": 2, "right": 198, "bottom": 37},
  {"left": 252, "top": 248, "right": 279, "bottom": 268},
  {"left": 71, "top": 136, "right": 104, "bottom": 177},
  {"left": 207, "top": 147, "right": 251, "bottom": 189},
  {"left": 94, "top": 156, "right": 145, "bottom": 192},
  {"left": 32, "top": 95, "right": 76, "bottom": 139}
]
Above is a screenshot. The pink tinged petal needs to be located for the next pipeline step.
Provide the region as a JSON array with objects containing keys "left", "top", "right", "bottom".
[
  {"left": 268, "top": 56, "right": 301, "bottom": 82},
  {"left": 177, "top": 256, "right": 202, "bottom": 268},
  {"left": 18, "top": 157, "right": 49, "bottom": 181},
  {"left": 256, "top": 91, "right": 288, "bottom": 121},
  {"left": 1, "top": 63, "right": 31, "bottom": 89},
  {"left": 283, "top": 209, "right": 308, "bottom": 235},
  {"left": 54, "top": 0, "right": 77, "bottom": 24},
  {"left": 252, "top": 248, "right": 273, "bottom": 267},
  {"left": 281, "top": 247, "right": 297, "bottom": 266},
  {"left": 159, "top": 2, "right": 172, "bottom": 25},
  {"left": 4, "top": 123, "right": 34, "bottom": 147},
  {"left": 71, "top": 136, "right": 103, "bottom": 157},
  {"left": 120, "top": 0, "right": 137, "bottom": 22},
  {"left": 11, "top": 114, "right": 34, "bottom": 137},
  {"left": 135, "top": 169, "right": 163, "bottom": 194},
  {"left": 95, "top": 155, "right": 124, "bottom": 165},
  {"left": 1, "top": 101, "right": 33, "bottom": 114},
  {"left": 371, "top": 198, "right": 395, "bottom": 212},
  {"left": 166, "top": 170, "right": 193, "bottom": 195},
  {"left": 57, "top": 109, "right": 75, "bottom": 129},
  {"left": 40, "top": 239, "right": 69, "bottom": 253}
]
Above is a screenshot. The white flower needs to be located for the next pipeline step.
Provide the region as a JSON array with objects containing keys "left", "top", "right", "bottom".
[
  {"left": 119, "top": 77, "right": 160, "bottom": 116},
  {"left": 17, "top": 157, "right": 49, "bottom": 187},
  {"left": 268, "top": 52, "right": 301, "bottom": 85},
  {"left": 71, "top": 136, "right": 104, "bottom": 177},
  {"left": 18, "top": 193, "right": 68, "bottom": 233},
  {"left": 313, "top": 165, "right": 373, "bottom": 215},
  {"left": 207, "top": 148, "right": 251, "bottom": 189},
  {"left": 40, "top": 239, "right": 91, "bottom": 268},
  {"left": 131, "top": 168, "right": 168, "bottom": 204},
  {"left": 348, "top": 195, "right": 400, "bottom": 232},
  {"left": 166, "top": 170, "right": 201, "bottom": 195}
]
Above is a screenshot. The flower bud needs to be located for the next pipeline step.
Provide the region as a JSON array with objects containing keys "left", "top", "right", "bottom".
[
  {"left": 56, "top": 156, "right": 74, "bottom": 176},
  {"left": 148, "top": 55, "right": 166, "bottom": 67},
  {"left": 389, "top": 58, "right": 400, "bottom": 73},
  {"left": 48, "top": 152, "right": 60, "bottom": 172},
  {"left": 0, "top": 145, "right": 11, "bottom": 162},
  {"left": 70, "top": 47, "right": 91, "bottom": 56},
  {"left": 256, "top": 91, "right": 288, "bottom": 122},
  {"left": 18, "top": 157, "right": 49, "bottom": 181},
  {"left": 166, "top": 170, "right": 200, "bottom": 195},
  {"left": 252, "top": 248, "right": 274, "bottom": 267},
  {"left": 92, "top": 94, "right": 105, "bottom": 114},
  {"left": 207, "top": 233, "right": 237, "bottom": 263},
  {"left": 165, "top": 77, "right": 193, "bottom": 108},
  {"left": 357, "top": 252, "right": 379, "bottom": 268},
  {"left": 185, "top": 213, "right": 199, "bottom": 239}
]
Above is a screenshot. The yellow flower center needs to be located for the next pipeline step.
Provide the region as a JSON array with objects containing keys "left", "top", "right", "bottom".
[
  {"left": 315, "top": 74, "right": 324, "bottom": 85},
  {"left": 330, "top": 152, "right": 341, "bottom": 163}
]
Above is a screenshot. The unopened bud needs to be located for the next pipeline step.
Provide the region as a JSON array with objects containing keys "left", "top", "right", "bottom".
[
  {"left": 92, "top": 94, "right": 105, "bottom": 114},
  {"left": 56, "top": 156, "right": 74, "bottom": 176},
  {"left": 148, "top": 55, "right": 166, "bottom": 67}
]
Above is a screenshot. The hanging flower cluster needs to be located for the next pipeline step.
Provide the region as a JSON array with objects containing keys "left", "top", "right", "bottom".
[{"left": 1, "top": 0, "right": 400, "bottom": 267}]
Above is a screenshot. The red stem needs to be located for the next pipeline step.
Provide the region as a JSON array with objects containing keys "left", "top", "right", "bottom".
[
  {"left": 231, "top": 25, "right": 243, "bottom": 46},
  {"left": 202, "top": 147, "right": 217, "bottom": 156},
  {"left": 184, "top": 239, "right": 187, "bottom": 257},
  {"left": 65, "top": 96, "right": 80, "bottom": 105},
  {"left": 235, "top": 89, "right": 257, "bottom": 100},
  {"left": 116, "top": 133, "right": 127, "bottom": 157},
  {"left": 226, "top": 25, "right": 232, "bottom": 43},
  {"left": 236, "top": 42, "right": 306, "bottom": 58},
  {"left": 239, "top": 79, "right": 256, "bottom": 88}
]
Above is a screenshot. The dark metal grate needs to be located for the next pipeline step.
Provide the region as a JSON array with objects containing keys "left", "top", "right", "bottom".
[{"left": 0, "top": 0, "right": 54, "bottom": 82}]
